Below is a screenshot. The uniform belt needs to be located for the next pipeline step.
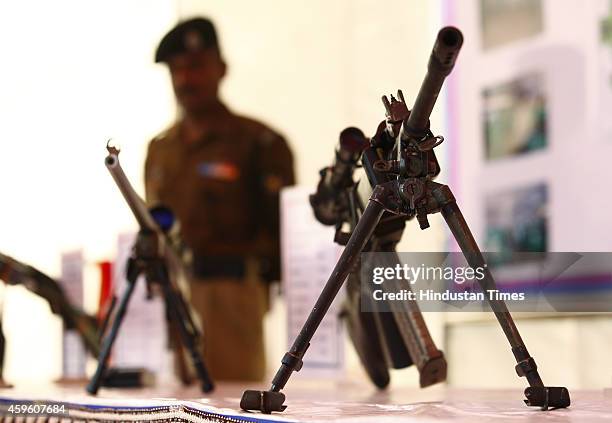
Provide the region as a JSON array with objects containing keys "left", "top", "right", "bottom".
[{"left": 192, "top": 254, "right": 247, "bottom": 280}]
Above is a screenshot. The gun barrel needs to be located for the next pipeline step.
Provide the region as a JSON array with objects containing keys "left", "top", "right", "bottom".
[
  {"left": 329, "top": 127, "right": 368, "bottom": 190},
  {"left": 403, "top": 26, "right": 463, "bottom": 137},
  {"left": 105, "top": 152, "right": 158, "bottom": 231},
  {"left": 104, "top": 146, "right": 190, "bottom": 300}
]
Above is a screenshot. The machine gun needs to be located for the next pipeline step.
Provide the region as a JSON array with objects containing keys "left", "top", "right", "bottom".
[
  {"left": 309, "top": 124, "right": 447, "bottom": 390},
  {"left": 0, "top": 252, "right": 100, "bottom": 357},
  {"left": 86, "top": 143, "right": 214, "bottom": 395},
  {"left": 241, "top": 26, "right": 570, "bottom": 413}
]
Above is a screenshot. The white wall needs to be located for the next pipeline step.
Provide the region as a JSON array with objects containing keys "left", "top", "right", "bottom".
[{"left": 0, "top": 0, "right": 178, "bottom": 382}]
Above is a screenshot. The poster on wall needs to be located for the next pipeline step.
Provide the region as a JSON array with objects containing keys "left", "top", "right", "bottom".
[
  {"left": 485, "top": 183, "right": 548, "bottom": 263},
  {"left": 483, "top": 73, "right": 547, "bottom": 160},
  {"left": 599, "top": 0, "right": 612, "bottom": 141},
  {"left": 445, "top": 0, "right": 612, "bottom": 323},
  {"left": 480, "top": 0, "right": 543, "bottom": 50},
  {"left": 60, "top": 250, "right": 86, "bottom": 380}
]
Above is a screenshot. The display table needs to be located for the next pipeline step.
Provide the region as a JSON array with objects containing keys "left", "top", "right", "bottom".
[{"left": 0, "top": 381, "right": 610, "bottom": 422}]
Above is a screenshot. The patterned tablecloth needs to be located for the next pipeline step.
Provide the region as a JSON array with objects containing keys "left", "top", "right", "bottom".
[{"left": 0, "top": 381, "right": 610, "bottom": 422}]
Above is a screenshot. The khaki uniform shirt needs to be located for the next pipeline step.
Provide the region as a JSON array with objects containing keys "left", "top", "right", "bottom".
[
  {"left": 144, "top": 103, "right": 294, "bottom": 381},
  {"left": 145, "top": 103, "right": 294, "bottom": 273}
]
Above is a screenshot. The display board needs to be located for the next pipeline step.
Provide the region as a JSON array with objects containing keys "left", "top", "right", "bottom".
[
  {"left": 446, "top": 0, "right": 612, "bottom": 282},
  {"left": 280, "top": 186, "right": 345, "bottom": 378},
  {"left": 60, "top": 250, "right": 86, "bottom": 380}
]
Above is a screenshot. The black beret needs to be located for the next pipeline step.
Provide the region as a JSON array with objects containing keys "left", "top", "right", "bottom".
[{"left": 155, "top": 17, "right": 220, "bottom": 63}]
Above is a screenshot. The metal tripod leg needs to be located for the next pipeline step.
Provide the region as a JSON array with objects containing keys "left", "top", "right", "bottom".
[
  {"left": 432, "top": 184, "right": 570, "bottom": 409},
  {"left": 157, "top": 263, "right": 214, "bottom": 392},
  {"left": 241, "top": 187, "right": 387, "bottom": 413},
  {"left": 86, "top": 268, "right": 138, "bottom": 395}
]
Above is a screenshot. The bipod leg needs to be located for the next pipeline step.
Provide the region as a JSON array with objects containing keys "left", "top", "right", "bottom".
[
  {"left": 241, "top": 187, "right": 387, "bottom": 413},
  {"left": 86, "top": 258, "right": 140, "bottom": 395},
  {"left": 433, "top": 184, "right": 570, "bottom": 410},
  {"left": 156, "top": 261, "right": 214, "bottom": 392}
]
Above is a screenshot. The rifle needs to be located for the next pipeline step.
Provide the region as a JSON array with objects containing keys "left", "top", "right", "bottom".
[
  {"left": 0, "top": 252, "right": 100, "bottom": 357},
  {"left": 86, "top": 143, "right": 214, "bottom": 394},
  {"left": 241, "top": 26, "right": 570, "bottom": 413}
]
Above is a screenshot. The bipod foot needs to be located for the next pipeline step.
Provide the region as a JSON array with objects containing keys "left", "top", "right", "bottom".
[
  {"left": 240, "top": 390, "right": 287, "bottom": 414},
  {"left": 419, "top": 354, "right": 447, "bottom": 388},
  {"left": 524, "top": 386, "right": 570, "bottom": 410}
]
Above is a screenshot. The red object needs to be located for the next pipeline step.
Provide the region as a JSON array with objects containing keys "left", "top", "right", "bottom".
[{"left": 97, "top": 261, "right": 113, "bottom": 322}]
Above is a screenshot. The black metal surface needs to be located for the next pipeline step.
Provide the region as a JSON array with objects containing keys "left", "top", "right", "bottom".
[
  {"left": 158, "top": 261, "right": 214, "bottom": 392},
  {"left": 343, "top": 276, "right": 392, "bottom": 388},
  {"left": 241, "top": 25, "right": 569, "bottom": 414},
  {"left": 240, "top": 390, "right": 286, "bottom": 414},
  {"left": 524, "top": 387, "right": 571, "bottom": 410}
]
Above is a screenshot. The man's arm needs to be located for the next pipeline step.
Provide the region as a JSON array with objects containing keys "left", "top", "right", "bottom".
[{"left": 254, "top": 130, "right": 295, "bottom": 283}]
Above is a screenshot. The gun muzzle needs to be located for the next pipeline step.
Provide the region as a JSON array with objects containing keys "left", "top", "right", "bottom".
[
  {"left": 403, "top": 26, "right": 463, "bottom": 138},
  {"left": 105, "top": 143, "right": 158, "bottom": 231}
]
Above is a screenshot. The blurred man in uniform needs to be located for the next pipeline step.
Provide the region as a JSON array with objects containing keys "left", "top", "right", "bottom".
[{"left": 145, "top": 17, "right": 294, "bottom": 381}]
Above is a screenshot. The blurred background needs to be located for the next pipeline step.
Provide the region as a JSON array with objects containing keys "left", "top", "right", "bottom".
[{"left": 0, "top": 0, "right": 611, "bottom": 390}]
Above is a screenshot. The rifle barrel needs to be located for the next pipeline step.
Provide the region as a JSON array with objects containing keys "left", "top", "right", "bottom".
[
  {"left": 403, "top": 26, "right": 463, "bottom": 138},
  {"left": 105, "top": 152, "right": 158, "bottom": 231}
]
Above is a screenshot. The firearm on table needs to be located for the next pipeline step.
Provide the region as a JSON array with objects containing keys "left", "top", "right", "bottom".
[
  {"left": 0, "top": 252, "right": 100, "bottom": 357},
  {"left": 305, "top": 28, "right": 461, "bottom": 391},
  {"left": 88, "top": 143, "right": 213, "bottom": 394},
  {"left": 241, "top": 26, "right": 569, "bottom": 414},
  {"left": 103, "top": 141, "right": 198, "bottom": 343}
]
